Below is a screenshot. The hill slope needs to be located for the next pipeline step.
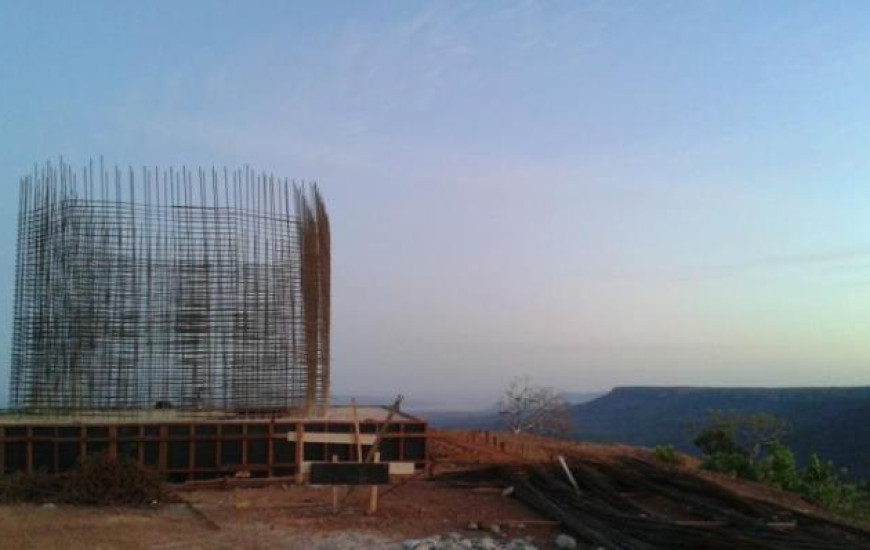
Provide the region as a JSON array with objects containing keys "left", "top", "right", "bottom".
[{"left": 573, "top": 386, "right": 870, "bottom": 478}]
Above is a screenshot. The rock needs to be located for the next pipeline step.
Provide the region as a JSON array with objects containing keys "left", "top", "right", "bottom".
[
  {"left": 467, "top": 522, "right": 479, "bottom": 530},
  {"left": 41, "top": 503, "right": 56, "bottom": 509},
  {"left": 501, "top": 486, "right": 515, "bottom": 497},
  {"left": 478, "top": 537, "right": 498, "bottom": 550},
  {"left": 448, "top": 532, "right": 462, "bottom": 541},
  {"left": 403, "top": 540, "right": 419, "bottom": 550},
  {"left": 459, "top": 539, "right": 474, "bottom": 549},
  {"left": 555, "top": 534, "right": 577, "bottom": 550},
  {"left": 489, "top": 524, "right": 501, "bottom": 535}
]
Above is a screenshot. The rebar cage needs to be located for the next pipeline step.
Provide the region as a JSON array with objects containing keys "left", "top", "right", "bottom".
[{"left": 10, "top": 161, "right": 330, "bottom": 415}]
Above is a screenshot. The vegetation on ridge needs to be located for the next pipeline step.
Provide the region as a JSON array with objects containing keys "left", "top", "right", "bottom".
[{"left": 693, "top": 411, "right": 870, "bottom": 522}]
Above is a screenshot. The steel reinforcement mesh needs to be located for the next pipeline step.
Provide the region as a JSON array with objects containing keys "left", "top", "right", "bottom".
[{"left": 10, "top": 161, "right": 330, "bottom": 414}]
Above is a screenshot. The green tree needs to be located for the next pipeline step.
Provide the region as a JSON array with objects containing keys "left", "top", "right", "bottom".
[
  {"left": 701, "top": 410, "right": 790, "bottom": 465},
  {"left": 756, "top": 441, "right": 799, "bottom": 490},
  {"left": 693, "top": 414, "right": 753, "bottom": 478}
]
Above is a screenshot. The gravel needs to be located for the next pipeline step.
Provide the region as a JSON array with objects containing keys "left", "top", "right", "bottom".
[
  {"left": 554, "top": 534, "right": 577, "bottom": 549},
  {"left": 401, "top": 534, "right": 538, "bottom": 550}
]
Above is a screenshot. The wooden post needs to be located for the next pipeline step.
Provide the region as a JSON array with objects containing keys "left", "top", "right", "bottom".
[
  {"left": 368, "top": 452, "right": 380, "bottom": 514},
  {"left": 351, "top": 398, "right": 362, "bottom": 462},
  {"left": 109, "top": 425, "right": 118, "bottom": 460},
  {"left": 295, "top": 423, "right": 305, "bottom": 484},
  {"left": 26, "top": 427, "right": 33, "bottom": 475},
  {"left": 365, "top": 394, "right": 404, "bottom": 463},
  {"left": 557, "top": 455, "right": 580, "bottom": 494},
  {"left": 331, "top": 455, "right": 339, "bottom": 514},
  {"left": 267, "top": 420, "right": 275, "bottom": 477}
]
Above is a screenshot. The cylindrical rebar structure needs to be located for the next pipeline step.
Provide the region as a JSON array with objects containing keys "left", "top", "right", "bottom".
[{"left": 10, "top": 161, "right": 330, "bottom": 415}]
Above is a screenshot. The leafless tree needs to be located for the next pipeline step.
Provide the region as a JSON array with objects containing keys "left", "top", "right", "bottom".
[{"left": 498, "top": 376, "right": 576, "bottom": 438}]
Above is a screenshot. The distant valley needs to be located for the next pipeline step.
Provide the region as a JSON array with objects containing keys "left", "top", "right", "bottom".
[{"left": 421, "top": 386, "right": 870, "bottom": 479}]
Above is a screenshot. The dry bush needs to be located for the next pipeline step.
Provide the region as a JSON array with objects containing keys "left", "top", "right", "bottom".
[
  {"left": 0, "top": 456, "right": 164, "bottom": 506},
  {"left": 0, "top": 471, "right": 68, "bottom": 504}
]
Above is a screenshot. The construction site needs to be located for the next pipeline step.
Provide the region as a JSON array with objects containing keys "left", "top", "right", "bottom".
[
  {"left": 0, "top": 161, "right": 426, "bottom": 483},
  {"left": 2, "top": 163, "right": 870, "bottom": 550}
]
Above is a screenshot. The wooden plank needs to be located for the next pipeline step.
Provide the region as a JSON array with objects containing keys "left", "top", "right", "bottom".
[
  {"left": 388, "top": 462, "right": 415, "bottom": 475},
  {"left": 286, "top": 432, "right": 376, "bottom": 445}
]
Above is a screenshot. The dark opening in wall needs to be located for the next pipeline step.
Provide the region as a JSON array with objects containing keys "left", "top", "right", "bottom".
[
  {"left": 4, "top": 442, "right": 26, "bottom": 473},
  {"left": 247, "top": 440, "right": 268, "bottom": 464},
  {"left": 33, "top": 441, "right": 55, "bottom": 473},
  {"left": 86, "top": 441, "right": 108, "bottom": 457},
  {"left": 118, "top": 441, "right": 138, "bottom": 461},
  {"left": 58, "top": 442, "right": 80, "bottom": 470},
  {"left": 143, "top": 442, "right": 159, "bottom": 467},
  {"left": 167, "top": 441, "right": 189, "bottom": 469},
  {"left": 403, "top": 438, "right": 426, "bottom": 461},
  {"left": 221, "top": 440, "right": 242, "bottom": 465},
  {"left": 273, "top": 440, "right": 293, "bottom": 463},
  {"left": 195, "top": 441, "right": 217, "bottom": 468},
  {"left": 379, "top": 438, "right": 400, "bottom": 461}
]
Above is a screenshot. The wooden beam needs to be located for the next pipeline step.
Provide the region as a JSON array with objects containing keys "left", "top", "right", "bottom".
[
  {"left": 365, "top": 395, "right": 403, "bottom": 463},
  {"left": 295, "top": 423, "right": 304, "bottom": 484},
  {"left": 331, "top": 455, "right": 339, "bottom": 514},
  {"left": 368, "top": 452, "right": 381, "bottom": 514},
  {"left": 352, "top": 398, "right": 362, "bottom": 462},
  {"left": 286, "top": 432, "right": 376, "bottom": 445}
]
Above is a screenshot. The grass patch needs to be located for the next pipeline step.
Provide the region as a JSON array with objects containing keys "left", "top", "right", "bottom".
[{"left": 653, "top": 444, "right": 684, "bottom": 466}]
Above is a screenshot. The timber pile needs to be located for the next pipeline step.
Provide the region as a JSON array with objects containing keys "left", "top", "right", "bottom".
[{"left": 499, "top": 457, "right": 870, "bottom": 550}]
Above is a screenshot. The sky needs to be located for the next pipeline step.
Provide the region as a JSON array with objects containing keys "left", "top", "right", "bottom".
[{"left": 1, "top": 1, "right": 869, "bottom": 408}]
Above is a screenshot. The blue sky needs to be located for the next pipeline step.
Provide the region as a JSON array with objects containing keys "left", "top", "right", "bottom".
[{"left": 1, "top": 1, "right": 869, "bottom": 407}]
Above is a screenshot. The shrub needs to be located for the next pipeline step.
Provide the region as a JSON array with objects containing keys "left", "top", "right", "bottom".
[
  {"left": 0, "top": 471, "right": 68, "bottom": 504},
  {"left": 755, "top": 441, "right": 799, "bottom": 491},
  {"left": 701, "top": 450, "right": 755, "bottom": 479},
  {"left": 653, "top": 444, "right": 684, "bottom": 465},
  {"left": 0, "top": 455, "right": 163, "bottom": 506},
  {"left": 798, "top": 454, "right": 864, "bottom": 516},
  {"left": 64, "top": 455, "right": 164, "bottom": 506}
]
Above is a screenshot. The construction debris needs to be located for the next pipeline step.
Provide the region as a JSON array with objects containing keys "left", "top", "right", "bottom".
[
  {"left": 430, "top": 431, "right": 870, "bottom": 550},
  {"left": 500, "top": 457, "right": 870, "bottom": 550}
]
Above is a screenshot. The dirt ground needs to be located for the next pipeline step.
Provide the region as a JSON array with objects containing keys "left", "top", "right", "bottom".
[
  {"left": 0, "top": 480, "right": 561, "bottom": 549},
  {"left": 2, "top": 430, "right": 858, "bottom": 549}
]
